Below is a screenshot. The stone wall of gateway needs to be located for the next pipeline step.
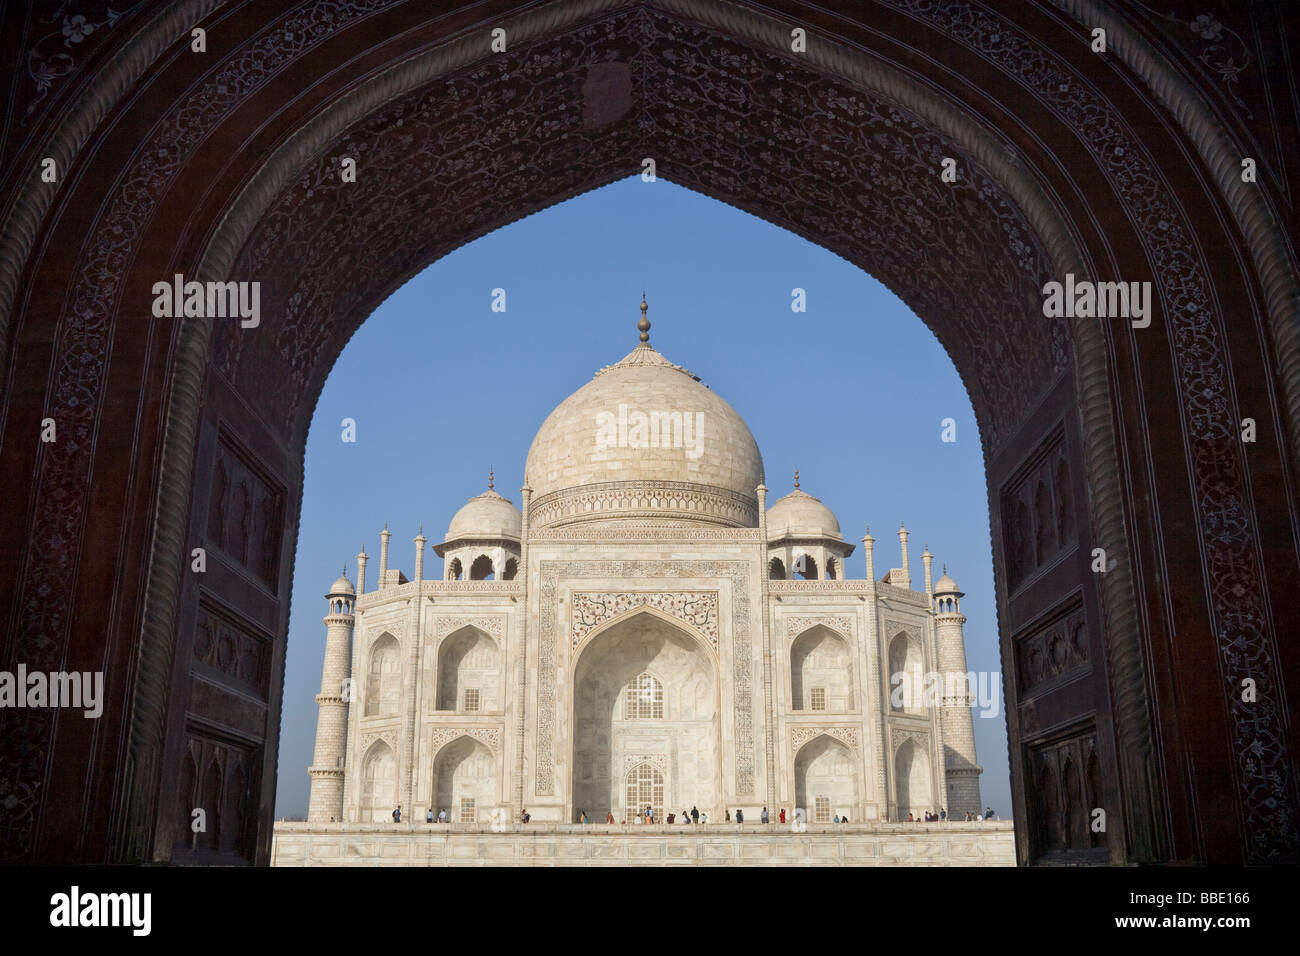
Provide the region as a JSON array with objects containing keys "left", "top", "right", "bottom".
[{"left": 270, "top": 821, "right": 1015, "bottom": 866}]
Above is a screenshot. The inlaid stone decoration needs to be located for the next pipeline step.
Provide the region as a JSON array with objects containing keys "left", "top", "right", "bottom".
[
  {"left": 427, "top": 727, "right": 501, "bottom": 756},
  {"left": 784, "top": 616, "right": 854, "bottom": 641},
  {"left": 792, "top": 726, "right": 860, "bottom": 754},
  {"left": 434, "top": 616, "right": 505, "bottom": 639},
  {"left": 571, "top": 591, "right": 720, "bottom": 650}
]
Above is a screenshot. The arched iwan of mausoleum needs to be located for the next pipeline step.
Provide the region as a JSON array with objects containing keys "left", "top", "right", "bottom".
[{"left": 570, "top": 611, "right": 720, "bottom": 823}]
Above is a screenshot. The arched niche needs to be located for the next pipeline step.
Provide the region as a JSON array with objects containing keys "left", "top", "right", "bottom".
[
  {"left": 431, "top": 736, "right": 496, "bottom": 824},
  {"left": 364, "top": 633, "right": 402, "bottom": 717},
  {"left": 435, "top": 626, "right": 500, "bottom": 712},
  {"left": 894, "top": 737, "right": 932, "bottom": 819},
  {"left": 790, "top": 625, "right": 854, "bottom": 712},
  {"left": 887, "top": 631, "right": 925, "bottom": 713},
  {"left": 360, "top": 739, "right": 396, "bottom": 823},
  {"left": 795, "top": 735, "right": 859, "bottom": 823}
]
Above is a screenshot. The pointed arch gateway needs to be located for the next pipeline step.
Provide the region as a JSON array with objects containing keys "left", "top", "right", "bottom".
[
  {"left": 571, "top": 608, "right": 720, "bottom": 823},
  {"left": 11, "top": 0, "right": 1288, "bottom": 867}
]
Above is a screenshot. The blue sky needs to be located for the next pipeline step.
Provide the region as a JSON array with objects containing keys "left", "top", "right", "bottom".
[{"left": 274, "top": 175, "right": 1011, "bottom": 820}]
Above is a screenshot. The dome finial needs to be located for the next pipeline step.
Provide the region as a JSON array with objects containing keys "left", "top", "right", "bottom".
[
  {"left": 793, "top": 467, "right": 800, "bottom": 490},
  {"left": 638, "top": 292, "right": 650, "bottom": 344},
  {"left": 488, "top": 468, "right": 494, "bottom": 491}
]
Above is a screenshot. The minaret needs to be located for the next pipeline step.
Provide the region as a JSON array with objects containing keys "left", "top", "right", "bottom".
[
  {"left": 896, "top": 522, "right": 912, "bottom": 590},
  {"left": 757, "top": 481, "right": 776, "bottom": 806},
  {"left": 414, "top": 526, "right": 426, "bottom": 582},
  {"left": 922, "top": 544, "right": 934, "bottom": 598},
  {"left": 862, "top": 526, "right": 875, "bottom": 582},
  {"left": 357, "top": 545, "right": 368, "bottom": 594},
  {"left": 308, "top": 570, "right": 355, "bottom": 822},
  {"left": 378, "top": 522, "right": 391, "bottom": 588},
  {"left": 934, "top": 567, "right": 982, "bottom": 815}
]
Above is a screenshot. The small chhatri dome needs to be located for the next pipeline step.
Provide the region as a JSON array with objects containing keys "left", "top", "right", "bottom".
[
  {"left": 934, "top": 565, "right": 961, "bottom": 594},
  {"left": 766, "top": 471, "right": 841, "bottom": 539},
  {"left": 445, "top": 473, "right": 523, "bottom": 542},
  {"left": 328, "top": 568, "right": 355, "bottom": 597}
]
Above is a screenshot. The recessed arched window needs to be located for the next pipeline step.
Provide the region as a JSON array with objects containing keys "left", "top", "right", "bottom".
[
  {"left": 624, "top": 672, "right": 664, "bottom": 720},
  {"left": 365, "top": 633, "right": 401, "bottom": 717},
  {"left": 469, "top": 554, "right": 494, "bottom": 580},
  {"left": 769, "top": 557, "right": 786, "bottom": 580},
  {"left": 625, "top": 762, "right": 664, "bottom": 824}
]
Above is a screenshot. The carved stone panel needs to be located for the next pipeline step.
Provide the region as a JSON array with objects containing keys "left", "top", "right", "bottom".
[
  {"left": 784, "top": 616, "right": 854, "bottom": 641},
  {"left": 1026, "top": 725, "right": 1107, "bottom": 857},
  {"left": 206, "top": 433, "right": 284, "bottom": 589},
  {"left": 426, "top": 726, "right": 501, "bottom": 756},
  {"left": 571, "top": 591, "right": 719, "bottom": 650},
  {"left": 890, "top": 727, "right": 930, "bottom": 753},
  {"left": 193, "top": 599, "right": 271, "bottom": 699},
  {"left": 434, "top": 616, "right": 505, "bottom": 640},
  {"left": 1014, "top": 599, "right": 1089, "bottom": 696},
  {"left": 792, "top": 726, "right": 860, "bottom": 754},
  {"left": 1001, "top": 428, "right": 1077, "bottom": 597}
]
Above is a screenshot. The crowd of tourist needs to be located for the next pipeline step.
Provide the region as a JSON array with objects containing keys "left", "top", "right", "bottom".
[
  {"left": 902, "top": 806, "right": 998, "bottom": 822},
  {"left": 396, "top": 803, "right": 1000, "bottom": 824}
]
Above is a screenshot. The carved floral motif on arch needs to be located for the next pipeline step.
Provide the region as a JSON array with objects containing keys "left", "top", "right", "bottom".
[
  {"left": 219, "top": 5, "right": 1062, "bottom": 454},
  {"left": 426, "top": 727, "right": 501, "bottom": 757},
  {"left": 792, "top": 726, "right": 860, "bottom": 755},
  {"left": 571, "top": 591, "right": 720, "bottom": 651},
  {"left": 784, "top": 616, "right": 854, "bottom": 643},
  {"left": 888, "top": 0, "right": 1295, "bottom": 865},
  {"left": 433, "top": 616, "right": 505, "bottom": 641}
]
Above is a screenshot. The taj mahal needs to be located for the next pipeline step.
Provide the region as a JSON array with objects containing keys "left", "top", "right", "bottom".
[{"left": 275, "top": 300, "right": 1009, "bottom": 865}]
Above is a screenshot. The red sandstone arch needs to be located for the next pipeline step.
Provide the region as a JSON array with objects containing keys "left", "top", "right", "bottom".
[{"left": 0, "top": 0, "right": 1296, "bottom": 866}]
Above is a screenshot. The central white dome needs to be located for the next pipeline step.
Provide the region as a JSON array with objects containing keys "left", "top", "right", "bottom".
[{"left": 524, "top": 320, "right": 764, "bottom": 529}]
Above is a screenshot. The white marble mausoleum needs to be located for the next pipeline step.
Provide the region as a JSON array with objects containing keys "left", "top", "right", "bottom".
[{"left": 296, "top": 301, "right": 986, "bottom": 840}]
